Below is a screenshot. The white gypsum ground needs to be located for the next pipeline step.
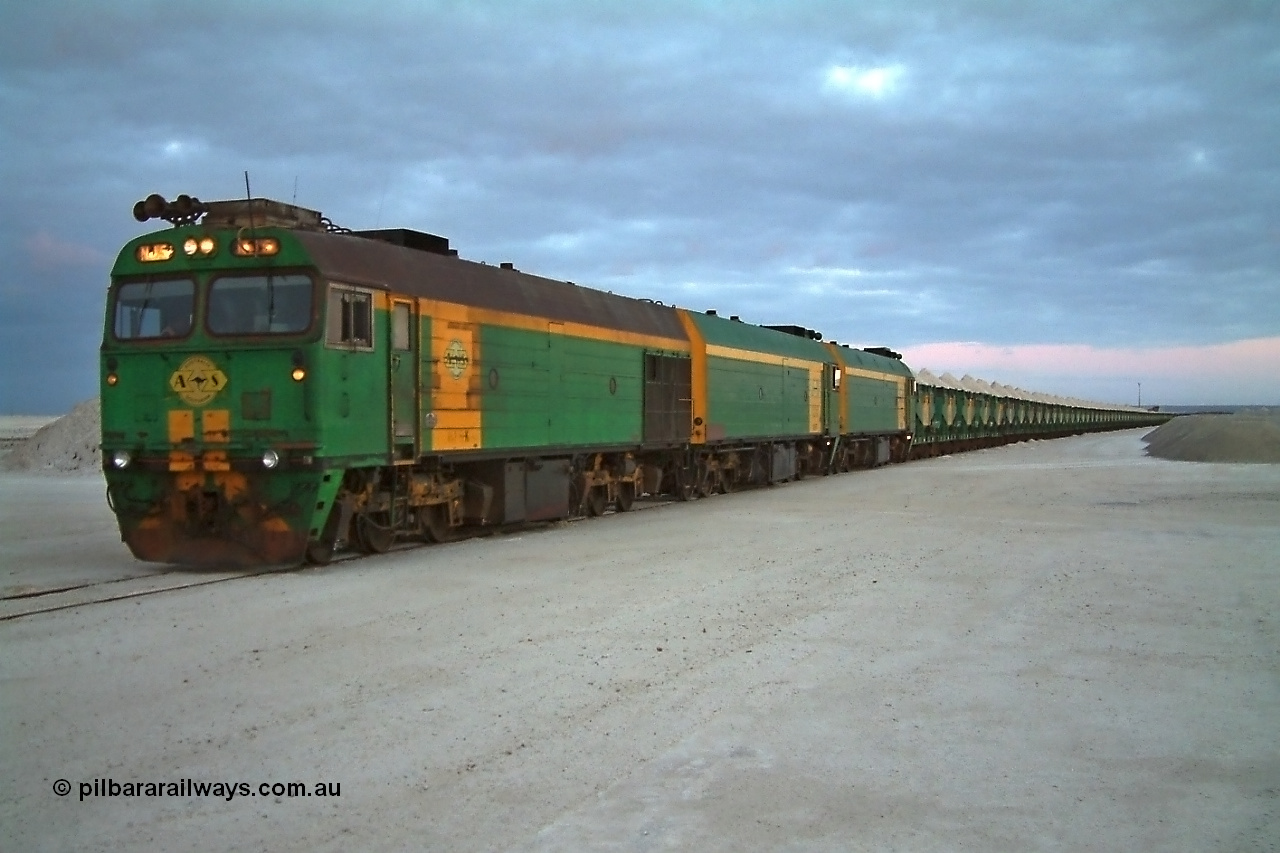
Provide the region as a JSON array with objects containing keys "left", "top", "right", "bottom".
[{"left": 1, "top": 428, "right": 1278, "bottom": 851}]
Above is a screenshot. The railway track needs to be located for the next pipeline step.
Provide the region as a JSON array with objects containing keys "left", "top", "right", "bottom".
[
  {"left": 0, "top": 566, "right": 293, "bottom": 622},
  {"left": 0, "top": 497, "right": 677, "bottom": 622}
]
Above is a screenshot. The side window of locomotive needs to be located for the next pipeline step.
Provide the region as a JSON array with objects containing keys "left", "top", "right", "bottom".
[
  {"left": 326, "top": 286, "right": 374, "bottom": 350},
  {"left": 112, "top": 278, "right": 195, "bottom": 340},
  {"left": 391, "top": 303, "right": 411, "bottom": 351},
  {"left": 207, "top": 273, "right": 313, "bottom": 336}
]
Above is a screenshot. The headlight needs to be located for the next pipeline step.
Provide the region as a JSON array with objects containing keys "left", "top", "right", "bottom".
[
  {"left": 111, "top": 450, "right": 132, "bottom": 469},
  {"left": 182, "top": 236, "right": 217, "bottom": 257},
  {"left": 261, "top": 449, "right": 280, "bottom": 469}
]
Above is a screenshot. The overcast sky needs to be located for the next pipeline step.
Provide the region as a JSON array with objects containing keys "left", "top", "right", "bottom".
[{"left": 2, "top": 0, "right": 1277, "bottom": 413}]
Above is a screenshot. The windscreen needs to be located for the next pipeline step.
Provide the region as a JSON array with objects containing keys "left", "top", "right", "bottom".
[
  {"left": 112, "top": 278, "right": 195, "bottom": 340},
  {"left": 207, "top": 273, "right": 313, "bottom": 336}
]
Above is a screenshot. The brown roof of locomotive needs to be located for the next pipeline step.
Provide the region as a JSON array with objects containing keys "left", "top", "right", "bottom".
[{"left": 293, "top": 229, "right": 688, "bottom": 343}]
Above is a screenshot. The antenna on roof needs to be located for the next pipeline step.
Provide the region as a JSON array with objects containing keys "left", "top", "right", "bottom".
[
  {"left": 243, "top": 171, "right": 256, "bottom": 237},
  {"left": 292, "top": 175, "right": 298, "bottom": 204}
]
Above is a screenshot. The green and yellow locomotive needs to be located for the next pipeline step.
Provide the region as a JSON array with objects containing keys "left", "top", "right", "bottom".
[
  {"left": 101, "top": 193, "right": 1164, "bottom": 568},
  {"left": 102, "top": 194, "right": 911, "bottom": 566}
]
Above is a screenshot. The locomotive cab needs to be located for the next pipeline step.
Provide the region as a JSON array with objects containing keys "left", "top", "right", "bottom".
[{"left": 101, "top": 196, "right": 343, "bottom": 567}]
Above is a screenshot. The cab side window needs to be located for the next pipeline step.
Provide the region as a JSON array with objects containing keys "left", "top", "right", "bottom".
[{"left": 327, "top": 285, "right": 374, "bottom": 349}]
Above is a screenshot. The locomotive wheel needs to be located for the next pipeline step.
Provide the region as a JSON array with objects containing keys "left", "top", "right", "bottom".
[
  {"left": 356, "top": 513, "right": 394, "bottom": 554},
  {"left": 586, "top": 486, "right": 607, "bottom": 517},
  {"left": 420, "top": 505, "right": 456, "bottom": 544},
  {"left": 615, "top": 482, "right": 635, "bottom": 512},
  {"left": 719, "top": 469, "right": 736, "bottom": 494}
]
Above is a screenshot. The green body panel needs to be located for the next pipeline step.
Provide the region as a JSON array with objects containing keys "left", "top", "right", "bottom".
[
  {"left": 845, "top": 375, "right": 901, "bottom": 434},
  {"left": 479, "top": 325, "right": 645, "bottom": 450},
  {"left": 831, "top": 347, "right": 913, "bottom": 437},
  {"left": 704, "top": 356, "right": 812, "bottom": 439},
  {"left": 310, "top": 345, "right": 389, "bottom": 461},
  {"left": 686, "top": 313, "right": 831, "bottom": 441}
]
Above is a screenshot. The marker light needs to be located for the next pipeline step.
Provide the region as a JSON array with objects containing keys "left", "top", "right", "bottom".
[
  {"left": 290, "top": 367, "right": 306, "bottom": 382},
  {"left": 111, "top": 450, "right": 132, "bottom": 469},
  {"left": 106, "top": 373, "right": 119, "bottom": 386},
  {"left": 136, "top": 243, "right": 175, "bottom": 262},
  {"left": 233, "top": 237, "right": 280, "bottom": 257},
  {"left": 261, "top": 449, "right": 280, "bottom": 469}
]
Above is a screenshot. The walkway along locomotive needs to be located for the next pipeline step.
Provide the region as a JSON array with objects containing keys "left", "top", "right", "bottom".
[{"left": 100, "top": 194, "right": 1168, "bottom": 566}]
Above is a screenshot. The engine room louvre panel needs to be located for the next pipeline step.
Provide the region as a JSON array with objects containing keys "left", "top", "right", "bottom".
[{"left": 643, "top": 353, "right": 692, "bottom": 443}]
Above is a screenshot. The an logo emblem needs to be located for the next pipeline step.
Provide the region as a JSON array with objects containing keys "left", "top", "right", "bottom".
[
  {"left": 443, "top": 340, "right": 469, "bottom": 380},
  {"left": 169, "top": 355, "right": 227, "bottom": 407}
]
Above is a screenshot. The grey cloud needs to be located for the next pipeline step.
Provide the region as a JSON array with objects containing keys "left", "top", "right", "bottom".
[{"left": 1, "top": 0, "right": 1277, "bottom": 411}]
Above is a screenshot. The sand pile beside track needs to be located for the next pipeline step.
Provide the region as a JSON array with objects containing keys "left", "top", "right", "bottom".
[
  {"left": 1143, "top": 410, "right": 1280, "bottom": 464},
  {"left": 0, "top": 398, "right": 101, "bottom": 474}
]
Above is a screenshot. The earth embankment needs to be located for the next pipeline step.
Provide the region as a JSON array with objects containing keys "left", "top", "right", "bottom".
[{"left": 1143, "top": 409, "right": 1280, "bottom": 463}]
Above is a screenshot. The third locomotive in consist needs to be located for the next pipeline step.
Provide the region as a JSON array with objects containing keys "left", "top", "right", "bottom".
[{"left": 101, "top": 194, "right": 1168, "bottom": 566}]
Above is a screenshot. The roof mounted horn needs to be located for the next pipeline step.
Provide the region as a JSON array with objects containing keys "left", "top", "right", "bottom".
[{"left": 132, "top": 193, "right": 207, "bottom": 226}]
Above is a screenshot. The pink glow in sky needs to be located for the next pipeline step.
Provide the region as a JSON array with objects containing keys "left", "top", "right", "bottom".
[{"left": 900, "top": 337, "right": 1280, "bottom": 407}]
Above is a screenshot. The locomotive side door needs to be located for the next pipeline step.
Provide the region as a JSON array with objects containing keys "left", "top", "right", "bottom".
[
  {"left": 389, "top": 299, "right": 418, "bottom": 460},
  {"left": 822, "top": 363, "right": 840, "bottom": 436}
]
